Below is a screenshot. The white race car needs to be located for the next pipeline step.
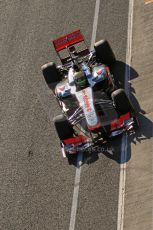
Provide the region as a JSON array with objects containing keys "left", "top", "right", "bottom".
[{"left": 41, "top": 30, "right": 139, "bottom": 161}]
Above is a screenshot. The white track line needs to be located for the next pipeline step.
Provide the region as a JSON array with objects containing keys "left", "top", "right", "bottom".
[
  {"left": 69, "top": 153, "right": 83, "bottom": 230},
  {"left": 68, "top": 1, "right": 100, "bottom": 230},
  {"left": 117, "top": 1, "right": 134, "bottom": 230},
  {"left": 125, "top": 0, "right": 134, "bottom": 96},
  {"left": 90, "top": 0, "right": 100, "bottom": 51}
]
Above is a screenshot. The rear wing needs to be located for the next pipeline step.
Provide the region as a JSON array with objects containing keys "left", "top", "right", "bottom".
[
  {"left": 52, "top": 30, "right": 90, "bottom": 65},
  {"left": 53, "top": 30, "right": 84, "bottom": 52}
]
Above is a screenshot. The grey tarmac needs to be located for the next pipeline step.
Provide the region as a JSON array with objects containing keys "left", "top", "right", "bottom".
[{"left": 124, "top": 1, "right": 153, "bottom": 230}]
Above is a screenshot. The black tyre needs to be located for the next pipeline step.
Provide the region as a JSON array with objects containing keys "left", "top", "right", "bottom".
[
  {"left": 53, "top": 114, "right": 74, "bottom": 140},
  {"left": 66, "top": 154, "right": 77, "bottom": 165},
  {"left": 111, "top": 89, "right": 135, "bottom": 115},
  {"left": 94, "top": 40, "right": 116, "bottom": 66},
  {"left": 41, "top": 62, "right": 61, "bottom": 84},
  {"left": 133, "top": 116, "right": 139, "bottom": 131}
]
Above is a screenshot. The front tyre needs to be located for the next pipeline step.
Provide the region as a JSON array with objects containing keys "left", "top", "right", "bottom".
[
  {"left": 111, "top": 89, "right": 135, "bottom": 115},
  {"left": 53, "top": 115, "right": 76, "bottom": 164},
  {"left": 53, "top": 114, "right": 74, "bottom": 140}
]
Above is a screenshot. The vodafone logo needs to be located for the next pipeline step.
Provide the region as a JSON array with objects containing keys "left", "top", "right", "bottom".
[
  {"left": 82, "top": 89, "right": 91, "bottom": 112},
  {"left": 75, "top": 87, "right": 101, "bottom": 129}
]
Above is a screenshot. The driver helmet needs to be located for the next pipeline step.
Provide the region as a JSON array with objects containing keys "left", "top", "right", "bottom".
[{"left": 74, "top": 70, "right": 88, "bottom": 89}]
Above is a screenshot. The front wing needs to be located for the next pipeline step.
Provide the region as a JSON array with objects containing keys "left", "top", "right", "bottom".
[{"left": 61, "top": 112, "right": 137, "bottom": 156}]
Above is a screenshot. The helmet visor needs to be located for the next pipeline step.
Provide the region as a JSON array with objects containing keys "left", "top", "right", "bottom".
[{"left": 75, "top": 76, "right": 87, "bottom": 87}]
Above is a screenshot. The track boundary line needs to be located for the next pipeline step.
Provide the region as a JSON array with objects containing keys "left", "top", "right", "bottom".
[
  {"left": 68, "top": 1, "right": 100, "bottom": 230},
  {"left": 117, "top": 1, "right": 134, "bottom": 230},
  {"left": 90, "top": 0, "right": 100, "bottom": 50},
  {"left": 68, "top": 153, "right": 83, "bottom": 230}
]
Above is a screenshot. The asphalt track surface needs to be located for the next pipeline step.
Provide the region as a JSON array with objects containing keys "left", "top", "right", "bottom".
[{"left": 0, "top": 1, "right": 129, "bottom": 230}]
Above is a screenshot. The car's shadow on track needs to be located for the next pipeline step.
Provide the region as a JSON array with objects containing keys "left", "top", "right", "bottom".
[
  {"left": 81, "top": 111, "right": 153, "bottom": 165},
  {"left": 68, "top": 62, "right": 153, "bottom": 166},
  {"left": 111, "top": 60, "right": 139, "bottom": 88},
  {"left": 69, "top": 112, "right": 153, "bottom": 165}
]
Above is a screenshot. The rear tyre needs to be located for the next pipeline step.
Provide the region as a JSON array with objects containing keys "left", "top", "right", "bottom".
[
  {"left": 53, "top": 114, "right": 74, "bottom": 140},
  {"left": 111, "top": 89, "right": 135, "bottom": 115},
  {"left": 41, "top": 62, "right": 61, "bottom": 84},
  {"left": 94, "top": 40, "right": 116, "bottom": 66}
]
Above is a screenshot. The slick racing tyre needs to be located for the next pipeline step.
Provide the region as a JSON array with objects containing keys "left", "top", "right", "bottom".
[
  {"left": 94, "top": 40, "right": 116, "bottom": 66},
  {"left": 111, "top": 89, "right": 135, "bottom": 115},
  {"left": 53, "top": 114, "right": 74, "bottom": 140},
  {"left": 41, "top": 62, "right": 61, "bottom": 84}
]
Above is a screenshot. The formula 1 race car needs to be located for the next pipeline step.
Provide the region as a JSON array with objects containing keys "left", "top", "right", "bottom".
[{"left": 41, "top": 30, "right": 138, "bottom": 160}]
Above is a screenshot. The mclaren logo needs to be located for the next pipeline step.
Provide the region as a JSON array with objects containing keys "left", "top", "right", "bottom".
[{"left": 82, "top": 89, "right": 91, "bottom": 112}]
